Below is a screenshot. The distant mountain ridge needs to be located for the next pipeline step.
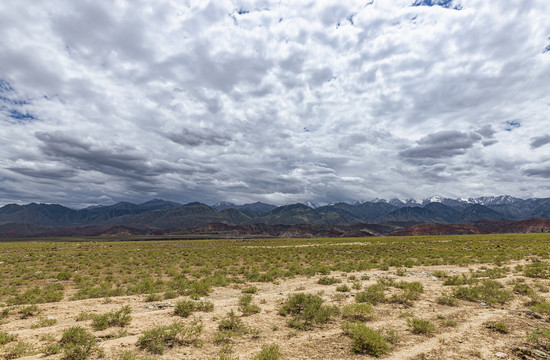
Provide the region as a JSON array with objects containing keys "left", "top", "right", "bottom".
[{"left": 1, "top": 196, "right": 550, "bottom": 238}]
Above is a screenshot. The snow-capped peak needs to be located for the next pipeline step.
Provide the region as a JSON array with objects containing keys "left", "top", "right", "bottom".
[
  {"left": 212, "top": 201, "right": 236, "bottom": 208},
  {"left": 424, "top": 195, "right": 443, "bottom": 203},
  {"left": 303, "top": 201, "right": 320, "bottom": 209}
]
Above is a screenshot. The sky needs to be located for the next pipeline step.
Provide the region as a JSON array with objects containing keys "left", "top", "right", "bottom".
[{"left": 1, "top": 0, "right": 550, "bottom": 208}]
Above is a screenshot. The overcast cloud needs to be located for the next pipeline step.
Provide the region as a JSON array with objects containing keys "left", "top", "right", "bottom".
[{"left": 1, "top": 0, "right": 549, "bottom": 208}]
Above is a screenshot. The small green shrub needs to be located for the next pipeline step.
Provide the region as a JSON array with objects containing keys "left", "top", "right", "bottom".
[
  {"left": 524, "top": 262, "right": 550, "bottom": 279},
  {"left": 75, "top": 312, "right": 94, "bottom": 322},
  {"left": 31, "top": 316, "right": 57, "bottom": 328},
  {"left": 484, "top": 321, "right": 508, "bottom": 334},
  {"left": 333, "top": 293, "right": 346, "bottom": 301},
  {"left": 336, "top": 284, "right": 350, "bottom": 292},
  {"left": 42, "top": 342, "right": 62, "bottom": 356},
  {"left": 174, "top": 300, "right": 195, "bottom": 318},
  {"left": 174, "top": 300, "right": 214, "bottom": 318},
  {"left": 254, "top": 344, "right": 282, "bottom": 360},
  {"left": 218, "top": 310, "right": 247, "bottom": 333},
  {"left": 436, "top": 293, "right": 458, "bottom": 306},
  {"left": 239, "top": 294, "right": 253, "bottom": 306},
  {"left": 341, "top": 303, "right": 374, "bottom": 322},
  {"left": 527, "top": 327, "right": 550, "bottom": 350},
  {"left": 1, "top": 308, "right": 10, "bottom": 319},
  {"left": 195, "top": 300, "right": 214, "bottom": 312},
  {"left": 57, "top": 271, "right": 72, "bottom": 281},
  {"left": 0, "top": 331, "right": 17, "bottom": 345},
  {"left": 396, "top": 268, "right": 407, "bottom": 276},
  {"left": 407, "top": 318, "right": 436, "bottom": 336},
  {"left": 19, "top": 304, "right": 41, "bottom": 319},
  {"left": 8, "top": 285, "right": 64, "bottom": 305},
  {"left": 60, "top": 326, "right": 98, "bottom": 360},
  {"left": 382, "top": 329, "right": 400, "bottom": 344},
  {"left": 318, "top": 276, "right": 341, "bottom": 285},
  {"left": 432, "top": 270, "right": 447, "bottom": 278},
  {"left": 453, "top": 280, "right": 512, "bottom": 305},
  {"left": 279, "top": 293, "right": 339, "bottom": 330},
  {"left": 186, "top": 281, "right": 211, "bottom": 298},
  {"left": 355, "top": 284, "right": 386, "bottom": 305},
  {"left": 163, "top": 290, "right": 178, "bottom": 300},
  {"left": 443, "top": 274, "right": 476, "bottom": 286},
  {"left": 216, "top": 311, "right": 250, "bottom": 343},
  {"left": 239, "top": 294, "right": 261, "bottom": 316},
  {"left": 389, "top": 282, "right": 423, "bottom": 307},
  {"left": 145, "top": 293, "right": 162, "bottom": 302},
  {"left": 440, "top": 319, "right": 457, "bottom": 327},
  {"left": 92, "top": 305, "right": 132, "bottom": 331},
  {"left": 137, "top": 321, "right": 203, "bottom": 354},
  {"left": 472, "top": 267, "right": 509, "bottom": 279},
  {"left": 342, "top": 322, "right": 390, "bottom": 357},
  {"left": 242, "top": 286, "right": 259, "bottom": 294},
  {"left": 4, "top": 341, "right": 35, "bottom": 359},
  {"left": 530, "top": 301, "right": 550, "bottom": 315}
]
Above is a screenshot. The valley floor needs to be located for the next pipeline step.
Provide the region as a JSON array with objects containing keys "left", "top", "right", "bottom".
[{"left": 1, "top": 260, "right": 549, "bottom": 359}]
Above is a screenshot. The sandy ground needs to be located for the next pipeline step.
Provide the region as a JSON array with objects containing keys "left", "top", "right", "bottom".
[{"left": 1, "top": 262, "right": 548, "bottom": 360}]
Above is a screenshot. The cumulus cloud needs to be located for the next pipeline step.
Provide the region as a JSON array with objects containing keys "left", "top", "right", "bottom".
[{"left": 0, "top": 0, "right": 549, "bottom": 207}]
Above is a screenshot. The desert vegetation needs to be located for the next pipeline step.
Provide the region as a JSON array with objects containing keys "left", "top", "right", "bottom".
[{"left": 0, "top": 233, "right": 550, "bottom": 358}]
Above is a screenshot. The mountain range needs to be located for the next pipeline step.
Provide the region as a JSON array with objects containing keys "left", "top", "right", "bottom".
[{"left": 1, "top": 195, "right": 550, "bottom": 238}]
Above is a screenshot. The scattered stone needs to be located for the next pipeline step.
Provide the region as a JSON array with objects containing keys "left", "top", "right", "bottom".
[
  {"left": 514, "top": 347, "right": 549, "bottom": 359},
  {"left": 429, "top": 276, "right": 438, "bottom": 281},
  {"left": 495, "top": 352, "right": 507, "bottom": 358},
  {"left": 199, "top": 297, "right": 205, "bottom": 301},
  {"left": 145, "top": 303, "right": 174, "bottom": 310},
  {"left": 481, "top": 302, "right": 488, "bottom": 306},
  {"left": 96, "top": 338, "right": 103, "bottom": 342}
]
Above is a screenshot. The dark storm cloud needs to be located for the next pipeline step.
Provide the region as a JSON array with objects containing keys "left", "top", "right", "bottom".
[
  {"left": 8, "top": 166, "right": 77, "bottom": 180},
  {"left": 164, "top": 128, "right": 232, "bottom": 147},
  {"left": 35, "top": 131, "right": 177, "bottom": 180},
  {"left": 399, "top": 131, "right": 482, "bottom": 160},
  {"left": 530, "top": 135, "right": 550, "bottom": 149},
  {"left": 524, "top": 164, "right": 550, "bottom": 178}
]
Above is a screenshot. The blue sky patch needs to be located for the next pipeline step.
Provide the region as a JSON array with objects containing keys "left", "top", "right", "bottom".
[
  {"left": 0, "top": 79, "right": 35, "bottom": 122},
  {"left": 412, "top": 0, "right": 462, "bottom": 10},
  {"left": 8, "top": 109, "right": 35, "bottom": 121},
  {"left": 0, "top": 79, "right": 14, "bottom": 93},
  {"left": 505, "top": 120, "right": 521, "bottom": 131}
]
